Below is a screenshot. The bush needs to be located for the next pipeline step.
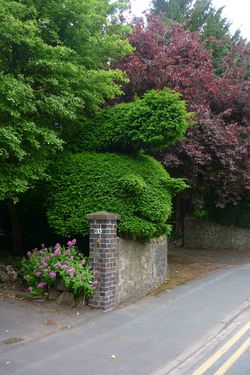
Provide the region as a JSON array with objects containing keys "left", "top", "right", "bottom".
[
  {"left": 210, "top": 201, "right": 250, "bottom": 229},
  {"left": 74, "top": 89, "right": 193, "bottom": 154},
  {"left": 20, "top": 240, "right": 96, "bottom": 297},
  {"left": 47, "top": 152, "right": 187, "bottom": 241}
]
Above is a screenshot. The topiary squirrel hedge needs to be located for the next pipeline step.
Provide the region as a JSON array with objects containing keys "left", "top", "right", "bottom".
[
  {"left": 47, "top": 152, "right": 187, "bottom": 241},
  {"left": 47, "top": 88, "right": 192, "bottom": 241},
  {"left": 64, "top": 89, "right": 193, "bottom": 154}
]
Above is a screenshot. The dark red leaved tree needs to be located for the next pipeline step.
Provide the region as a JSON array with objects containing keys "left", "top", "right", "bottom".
[{"left": 115, "top": 15, "right": 250, "bottom": 232}]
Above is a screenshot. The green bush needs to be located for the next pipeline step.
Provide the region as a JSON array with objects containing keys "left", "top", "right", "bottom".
[
  {"left": 74, "top": 89, "right": 193, "bottom": 154},
  {"left": 20, "top": 240, "right": 96, "bottom": 297},
  {"left": 47, "top": 152, "right": 187, "bottom": 241},
  {"left": 210, "top": 201, "right": 250, "bottom": 229}
]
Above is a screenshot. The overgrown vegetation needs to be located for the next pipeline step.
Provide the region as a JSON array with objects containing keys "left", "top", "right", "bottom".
[
  {"left": 208, "top": 201, "right": 250, "bottom": 229},
  {"left": 77, "top": 89, "right": 193, "bottom": 154},
  {"left": 0, "top": 0, "right": 132, "bottom": 252},
  {"left": 1, "top": 0, "right": 249, "bottom": 254},
  {"left": 47, "top": 152, "right": 187, "bottom": 241},
  {"left": 193, "top": 193, "right": 250, "bottom": 230},
  {"left": 116, "top": 13, "right": 250, "bottom": 232},
  {"left": 20, "top": 240, "right": 96, "bottom": 297},
  {"left": 151, "top": 0, "right": 243, "bottom": 75},
  {"left": 0, "top": 0, "right": 131, "bottom": 204}
]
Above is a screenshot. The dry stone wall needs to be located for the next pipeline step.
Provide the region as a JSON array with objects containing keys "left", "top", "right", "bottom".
[
  {"left": 117, "top": 236, "right": 168, "bottom": 304},
  {"left": 184, "top": 217, "right": 250, "bottom": 251},
  {"left": 87, "top": 212, "right": 168, "bottom": 311}
]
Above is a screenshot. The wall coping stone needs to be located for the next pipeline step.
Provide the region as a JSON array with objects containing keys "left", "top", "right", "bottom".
[{"left": 86, "top": 211, "right": 121, "bottom": 221}]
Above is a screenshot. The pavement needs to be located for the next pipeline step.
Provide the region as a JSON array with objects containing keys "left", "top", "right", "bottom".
[
  {"left": 0, "top": 295, "right": 100, "bottom": 353},
  {"left": 0, "top": 256, "right": 250, "bottom": 375}
]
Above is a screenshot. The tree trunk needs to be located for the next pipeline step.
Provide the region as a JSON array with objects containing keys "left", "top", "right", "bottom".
[
  {"left": 6, "top": 200, "right": 22, "bottom": 254},
  {"left": 175, "top": 193, "right": 184, "bottom": 239}
]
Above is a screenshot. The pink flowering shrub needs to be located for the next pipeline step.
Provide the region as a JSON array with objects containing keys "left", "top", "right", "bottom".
[{"left": 20, "top": 240, "right": 96, "bottom": 297}]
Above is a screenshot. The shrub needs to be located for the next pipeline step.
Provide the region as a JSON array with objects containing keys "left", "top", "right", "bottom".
[
  {"left": 47, "top": 152, "right": 188, "bottom": 241},
  {"left": 210, "top": 201, "right": 250, "bottom": 229},
  {"left": 74, "top": 89, "right": 193, "bottom": 154},
  {"left": 20, "top": 240, "right": 96, "bottom": 297}
]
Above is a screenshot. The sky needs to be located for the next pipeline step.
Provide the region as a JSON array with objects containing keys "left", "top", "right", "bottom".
[{"left": 130, "top": 0, "right": 250, "bottom": 40}]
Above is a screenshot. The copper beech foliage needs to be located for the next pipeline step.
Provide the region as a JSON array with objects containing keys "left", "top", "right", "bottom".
[{"left": 116, "top": 15, "right": 250, "bottom": 207}]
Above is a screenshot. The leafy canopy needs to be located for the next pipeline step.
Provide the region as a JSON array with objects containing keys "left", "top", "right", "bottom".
[
  {"left": 152, "top": 0, "right": 231, "bottom": 38},
  {"left": 115, "top": 15, "right": 250, "bottom": 207},
  {"left": 151, "top": 0, "right": 245, "bottom": 75},
  {"left": 0, "top": 0, "right": 132, "bottom": 202}
]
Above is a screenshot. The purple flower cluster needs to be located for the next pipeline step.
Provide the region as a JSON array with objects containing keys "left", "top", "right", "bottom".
[
  {"left": 67, "top": 268, "right": 75, "bottom": 277},
  {"left": 41, "top": 258, "right": 48, "bottom": 267},
  {"left": 54, "top": 261, "right": 68, "bottom": 270},
  {"left": 67, "top": 239, "right": 77, "bottom": 247},
  {"left": 23, "top": 239, "right": 95, "bottom": 297},
  {"left": 54, "top": 248, "right": 61, "bottom": 256},
  {"left": 49, "top": 271, "right": 56, "bottom": 279},
  {"left": 38, "top": 281, "right": 46, "bottom": 289}
]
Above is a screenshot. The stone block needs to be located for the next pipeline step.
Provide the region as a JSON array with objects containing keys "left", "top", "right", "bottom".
[
  {"left": 56, "top": 291, "right": 75, "bottom": 307},
  {"left": 0, "top": 269, "right": 11, "bottom": 283},
  {"left": 6, "top": 265, "right": 18, "bottom": 281},
  {"left": 48, "top": 288, "right": 61, "bottom": 300}
]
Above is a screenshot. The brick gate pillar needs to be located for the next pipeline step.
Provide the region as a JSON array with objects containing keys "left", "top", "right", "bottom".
[{"left": 86, "top": 211, "right": 121, "bottom": 311}]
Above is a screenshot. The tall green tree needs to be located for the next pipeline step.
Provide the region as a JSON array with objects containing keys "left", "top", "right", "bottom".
[
  {"left": 152, "top": 0, "right": 230, "bottom": 36},
  {"left": 0, "top": 0, "right": 132, "bottom": 251},
  {"left": 152, "top": 0, "right": 192, "bottom": 22}
]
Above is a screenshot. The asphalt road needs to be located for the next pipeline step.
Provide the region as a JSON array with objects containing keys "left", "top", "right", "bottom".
[
  {"left": 164, "top": 304, "right": 250, "bottom": 374},
  {"left": 1, "top": 263, "right": 250, "bottom": 375}
]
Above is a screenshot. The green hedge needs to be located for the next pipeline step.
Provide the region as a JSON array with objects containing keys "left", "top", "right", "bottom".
[
  {"left": 47, "top": 152, "right": 187, "bottom": 241},
  {"left": 211, "top": 201, "right": 250, "bottom": 229},
  {"left": 71, "top": 89, "right": 193, "bottom": 154}
]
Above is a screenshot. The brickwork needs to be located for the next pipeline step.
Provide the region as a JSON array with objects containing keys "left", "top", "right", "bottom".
[{"left": 87, "top": 211, "right": 121, "bottom": 311}]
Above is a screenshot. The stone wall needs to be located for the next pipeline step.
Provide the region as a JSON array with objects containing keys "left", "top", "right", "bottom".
[
  {"left": 117, "top": 236, "right": 168, "bottom": 304},
  {"left": 87, "top": 211, "right": 168, "bottom": 311},
  {"left": 184, "top": 217, "right": 250, "bottom": 251}
]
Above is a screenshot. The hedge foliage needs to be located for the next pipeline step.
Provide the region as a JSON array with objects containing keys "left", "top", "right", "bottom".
[
  {"left": 210, "top": 201, "right": 250, "bottom": 229},
  {"left": 47, "top": 152, "right": 187, "bottom": 240},
  {"left": 74, "top": 89, "right": 193, "bottom": 154}
]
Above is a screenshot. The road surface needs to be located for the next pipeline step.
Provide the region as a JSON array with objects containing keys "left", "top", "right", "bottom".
[{"left": 1, "top": 263, "right": 250, "bottom": 374}]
